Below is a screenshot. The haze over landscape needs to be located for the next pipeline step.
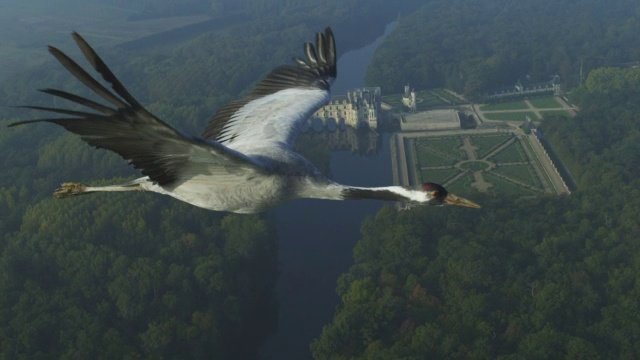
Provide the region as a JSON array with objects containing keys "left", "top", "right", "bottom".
[{"left": 1, "top": 0, "right": 640, "bottom": 359}]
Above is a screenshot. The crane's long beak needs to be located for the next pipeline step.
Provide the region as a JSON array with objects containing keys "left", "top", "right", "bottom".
[{"left": 444, "top": 193, "right": 481, "bottom": 208}]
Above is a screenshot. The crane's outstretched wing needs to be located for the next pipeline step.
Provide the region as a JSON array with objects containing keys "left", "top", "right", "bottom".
[
  {"left": 201, "top": 27, "right": 336, "bottom": 154},
  {"left": 9, "top": 32, "right": 261, "bottom": 186}
]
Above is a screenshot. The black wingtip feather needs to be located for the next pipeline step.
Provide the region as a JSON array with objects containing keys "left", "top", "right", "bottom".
[
  {"left": 38, "top": 88, "right": 117, "bottom": 115},
  {"left": 316, "top": 32, "right": 326, "bottom": 63},
  {"left": 304, "top": 43, "right": 318, "bottom": 67},
  {"left": 70, "top": 32, "right": 144, "bottom": 111},
  {"left": 47, "top": 44, "right": 127, "bottom": 109},
  {"left": 11, "top": 32, "right": 200, "bottom": 186},
  {"left": 201, "top": 27, "right": 337, "bottom": 141},
  {"left": 14, "top": 105, "right": 101, "bottom": 118}
]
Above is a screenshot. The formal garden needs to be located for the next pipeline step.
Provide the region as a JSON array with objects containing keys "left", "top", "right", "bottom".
[{"left": 409, "top": 133, "right": 553, "bottom": 196}]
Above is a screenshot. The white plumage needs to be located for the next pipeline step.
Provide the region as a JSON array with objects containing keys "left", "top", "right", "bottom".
[{"left": 10, "top": 28, "right": 479, "bottom": 213}]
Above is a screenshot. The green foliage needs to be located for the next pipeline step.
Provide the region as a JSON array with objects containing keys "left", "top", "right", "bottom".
[
  {"left": 544, "top": 66, "right": 640, "bottom": 186},
  {"left": 540, "top": 110, "right": 571, "bottom": 119},
  {"left": 365, "top": 0, "right": 640, "bottom": 98},
  {"left": 1, "top": 1, "right": 430, "bottom": 356},
  {"left": 489, "top": 141, "right": 527, "bottom": 163},
  {"left": 470, "top": 134, "right": 511, "bottom": 159},
  {"left": 313, "top": 66, "right": 640, "bottom": 358},
  {"left": 528, "top": 97, "right": 562, "bottom": 109},
  {"left": 483, "top": 111, "right": 539, "bottom": 121},
  {"left": 492, "top": 164, "right": 541, "bottom": 188},
  {"left": 480, "top": 101, "right": 529, "bottom": 111},
  {"left": 0, "top": 194, "right": 278, "bottom": 359}
]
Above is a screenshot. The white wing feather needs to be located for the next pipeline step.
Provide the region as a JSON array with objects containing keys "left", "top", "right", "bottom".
[
  {"left": 219, "top": 88, "right": 330, "bottom": 154},
  {"left": 201, "top": 28, "right": 336, "bottom": 157}
]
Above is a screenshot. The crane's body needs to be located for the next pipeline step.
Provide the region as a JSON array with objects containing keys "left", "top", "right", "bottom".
[{"left": 10, "top": 28, "right": 480, "bottom": 213}]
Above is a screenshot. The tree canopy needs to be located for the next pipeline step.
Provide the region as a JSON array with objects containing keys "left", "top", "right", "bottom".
[
  {"left": 365, "top": 0, "right": 640, "bottom": 99},
  {"left": 1, "top": 192, "right": 279, "bottom": 358},
  {"left": 312, "top": 66, "right": 640, "bottom": 359},
  {"left": 0, "top": 0, "right": 423, "bottom": 357}
]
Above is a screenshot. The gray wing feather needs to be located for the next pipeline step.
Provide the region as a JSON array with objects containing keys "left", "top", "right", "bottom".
[
  {"left": 201, "top": 28, "right": 337, "bottom": 154},
  {"left": 10, "top": 32, "right": 261, "bottom": 186}
]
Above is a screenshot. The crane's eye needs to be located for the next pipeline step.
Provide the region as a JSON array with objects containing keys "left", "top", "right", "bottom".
[{"left": 432, "top": 191, "right": 439, "bottom": 198}]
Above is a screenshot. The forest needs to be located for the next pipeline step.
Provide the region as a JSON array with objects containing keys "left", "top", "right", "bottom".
[
  {"left": 0, "top": 0, "right": 422, "bottom": 358},
  {"left": 2, "top": 0, "right": 640, "bottom": 358},
  {"left": 364, "top": 0, "right": 640, "bottom": 99},
  {"left": 311, "top": 2, "right": 640, "bottom": 358},
  {"left": 312, "top": 41, "right": 640, "bottom": 360}
]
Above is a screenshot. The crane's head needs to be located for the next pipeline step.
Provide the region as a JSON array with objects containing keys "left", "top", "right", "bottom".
[{"left": 422, "top": 182, "right": 480, "bottom": 208}]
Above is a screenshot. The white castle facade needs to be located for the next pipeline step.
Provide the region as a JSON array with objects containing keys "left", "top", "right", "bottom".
[{"left": 312, "top": 87, "right": 381, "bottom": 129}]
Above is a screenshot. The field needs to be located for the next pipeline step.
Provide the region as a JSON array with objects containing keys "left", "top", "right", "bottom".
[
  {"left": 381, "top": 95, "right": 406, "bottom": 109},
  {"left": 493, "top": 164, "right": 541, "bottom": 188},
  {"left": 489, "top": 141, "right": 528, "bottom": 162},
  {"left": 430, "top": 89, "right": 467, "bottom": 105},
  {"left": 408, "top": 133, "right": 552, "bottom": 197},
  {"left": 540, "top": 110, "right": 571, "bottom": 118},
  {"left": 419, "top": 168, "right": 459, "bottom": 184},
  {"left": 444, "top": 174, "right": 478, "bottom": 196},
  {"left": 478, "top": 96, "right": 573, "bottom": 123},
  {"left": 483, "top": 111, "right": 539, "bottom": 121},
  {"left": 470, "top": 134, "right": 511, "bottom": 158},
  {"left": 529, "top": 97, "right": 562, "bottom": 108},
  {"left": 480, "top": 101, "right": 529, "bottom": 111},
  {"left": 483, "top": 173, "right": 539, "bottom": 196}
]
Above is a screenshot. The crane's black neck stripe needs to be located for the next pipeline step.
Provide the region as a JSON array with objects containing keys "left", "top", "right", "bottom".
[{"left": 342, "top": 188, "right": 408, "bottom": 202}]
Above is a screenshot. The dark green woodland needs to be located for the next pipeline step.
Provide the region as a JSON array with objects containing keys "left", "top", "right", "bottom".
[
  {"left": 312, "top": 0, "right": 640, "bottom": 357},
  {"left": 1, "top": 0, "right": 639, "bottom": 358}
]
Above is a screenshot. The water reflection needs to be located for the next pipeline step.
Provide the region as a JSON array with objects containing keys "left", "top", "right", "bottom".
[
  {"left": 263, "top": 126, "right": 393, "bottom": 359},
  {"left": 298, "top": 125, "right": 381, "bottom": 157},
  {"left": 261, "top": 21, "right": 397, "bottom": 360}
]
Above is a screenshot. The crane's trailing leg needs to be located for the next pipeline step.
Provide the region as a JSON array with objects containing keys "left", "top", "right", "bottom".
[
  {"left": 54, "top": 183, "right": 89, "bottom": 198},
  {"left": 53, "top": 181, "right": 143, "bottom": 198}
]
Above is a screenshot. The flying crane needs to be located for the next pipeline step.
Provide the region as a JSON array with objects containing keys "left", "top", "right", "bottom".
[{"left": 9, "top": 28, "right": 480, "bottom": 213}]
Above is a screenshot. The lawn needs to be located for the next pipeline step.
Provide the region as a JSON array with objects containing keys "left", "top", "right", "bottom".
[
  {"left": 483, "top": 111, "right": 539, "bottom": 121},
  {"left": 480, "top": 101, "right": 529, "bottom": 111},
  {"left": 529, "top": 97, "right": 562, "bottom": 108},
  {"left": 414, "top": 90, "right": 449, "bottom": 110},
  {"left": 540, "top": 110, "right": 571, "bottom": 119},
  {"left": 489, "top": 140, "right": 528, "bottom": 163},
  {"left": 470, "top": 134, "right": 511, "bottom": 158},
  {"left": 431, "top": 89, "right": 467, "bottom": 105},
  {"left": 420, "top": 167, "right": 459, "bottom": 184},
  {"left": 381, "top": 95, "right": 406, "bottom": 109},
  {"left": 414, "top": 146, "right": 459, "bottom": 167},
  {"left": 446, "top": 173, "right": 478, "bottom": 196},
  {"left": 413, "top": 140, "right": 460, "bottom": 167},
  {"left": 483, "top": 173, "right": 539, "bottom": 196},
  {"left": 415, "top": 137, "right": 463, "bottom": 157},
  {"left": 493, "top": 164, "right": 542, "bottom": 188},
  {"left": 405, "top": 133, "right": 560, "bottom": 197},
  {"left": 459, "top": 161, "right": 490, "bottom": 171}
]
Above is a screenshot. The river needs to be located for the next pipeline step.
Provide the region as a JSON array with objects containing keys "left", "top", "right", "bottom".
[{"left": 260, "top": 22, "right": 396, "bottom": 359}]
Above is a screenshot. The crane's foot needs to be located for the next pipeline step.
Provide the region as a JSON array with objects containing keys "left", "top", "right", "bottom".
[{"left": 54, "top": 182, "right": 89, "bottom": 198}]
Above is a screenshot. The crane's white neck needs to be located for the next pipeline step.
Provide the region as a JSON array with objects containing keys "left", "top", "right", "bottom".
[{"left": 298, "top": 179, "right": 429, "bottom": 203}]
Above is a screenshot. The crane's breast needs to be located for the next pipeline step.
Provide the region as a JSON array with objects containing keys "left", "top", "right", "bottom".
[{"left": 153, "top": 173, "right": 290, "bottom": 213}]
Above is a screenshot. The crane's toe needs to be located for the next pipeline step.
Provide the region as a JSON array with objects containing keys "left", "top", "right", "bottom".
[{"left": 54, "top": 182, "right": 88, "bottom": 198}]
